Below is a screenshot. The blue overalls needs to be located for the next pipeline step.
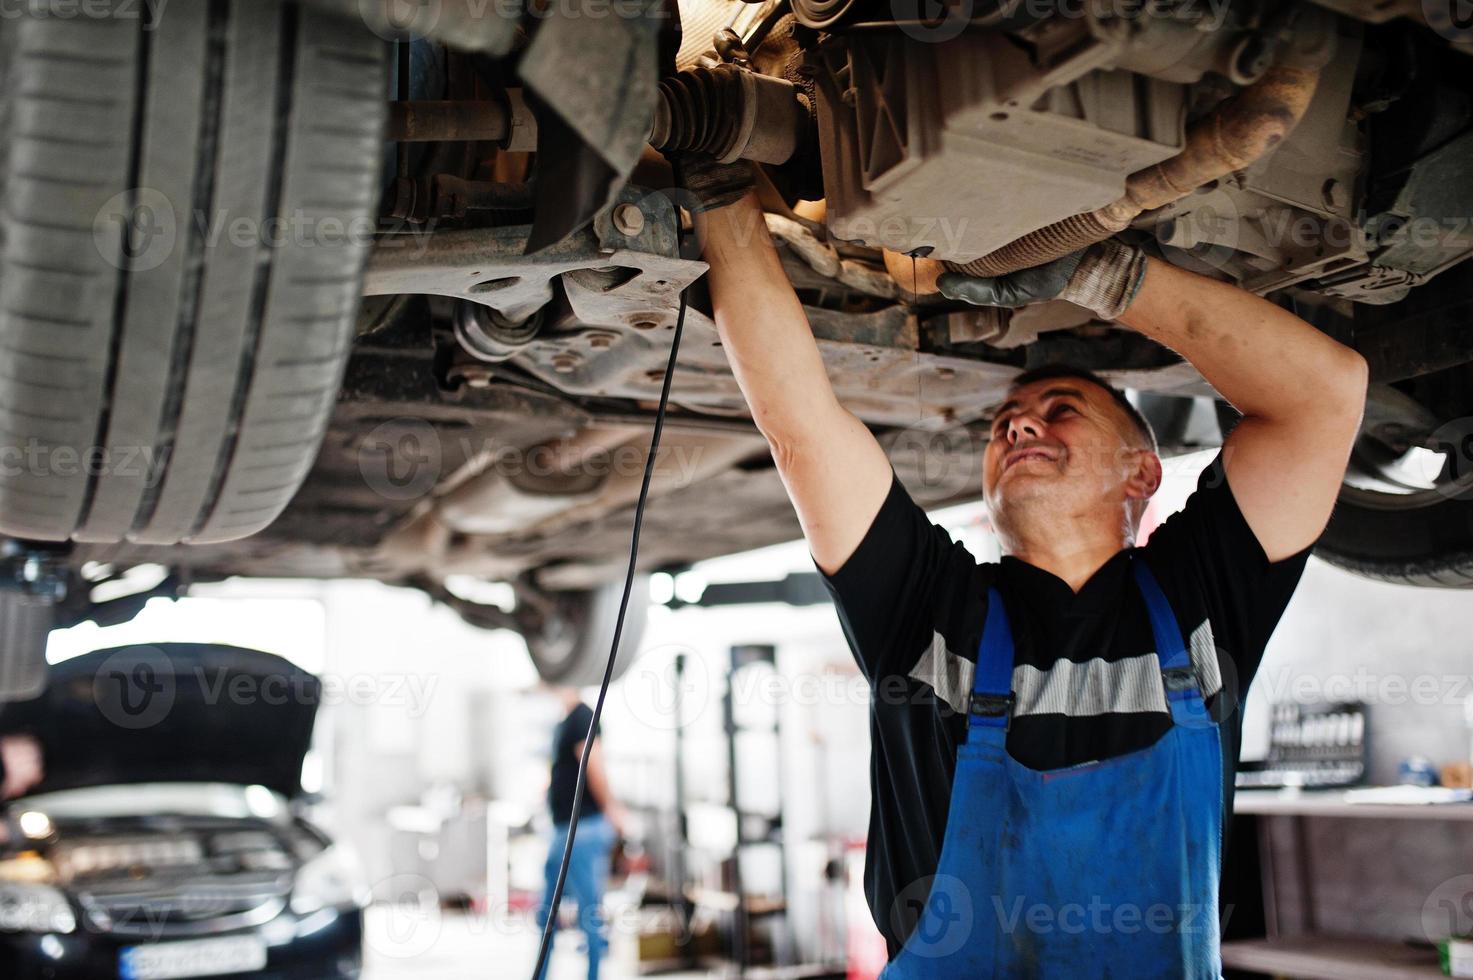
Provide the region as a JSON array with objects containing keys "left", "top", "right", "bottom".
[{"left": 880, "top": 558, "right": 1224, "bottom": 979}]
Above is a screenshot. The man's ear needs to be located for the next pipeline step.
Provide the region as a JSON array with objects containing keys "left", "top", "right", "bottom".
[{"left": 1125, "top": 449, "right": 1163, "bottom": 502}]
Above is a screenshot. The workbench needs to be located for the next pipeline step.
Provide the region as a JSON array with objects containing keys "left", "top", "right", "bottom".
[{"left": 1222, "top": 789, "right": 1473, "bottom": 979}]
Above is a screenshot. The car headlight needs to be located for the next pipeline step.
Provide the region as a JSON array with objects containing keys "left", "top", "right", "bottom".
[
  {"left": 16, "top": 812, "right": 54, "bottom": 841},
  {"left": 0, "top": 883, "right": 75, "bottom": 934},
  {"left": 291, "top": 845, "right": 368, "bottom": 916}
]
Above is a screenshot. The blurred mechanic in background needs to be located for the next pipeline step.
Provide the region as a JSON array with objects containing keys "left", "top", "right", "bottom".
[{"left": 536, "top": 686, "right": 629, "bottom": 980}]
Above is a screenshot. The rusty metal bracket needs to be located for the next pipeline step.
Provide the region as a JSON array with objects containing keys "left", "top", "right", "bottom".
[{"left": 365, "top": 187, "right": 706, "bottom": 326}]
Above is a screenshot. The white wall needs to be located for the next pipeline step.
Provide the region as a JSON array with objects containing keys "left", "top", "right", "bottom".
[
  {"left": 316, "top": 580, "right": 549, "bottom": 886},
  {"left": 1244, "top": 558, "right": 1473, "bottom": 784}
]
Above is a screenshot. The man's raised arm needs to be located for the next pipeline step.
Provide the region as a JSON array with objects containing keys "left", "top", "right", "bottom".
[
  {"left": 697, "top": 192, "right": 893, "bottom": 574},
  {"left": 1118, "top": 259, "right": 1367, "bottom": 561},
  {"left": 940, "top": 243, "right": 1368, "bottom": 562}
]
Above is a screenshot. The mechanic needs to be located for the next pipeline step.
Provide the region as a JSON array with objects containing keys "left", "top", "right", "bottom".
[
  {"left": 679, "top": 159, "right": 1368, "bottom": 976},
  {"left": 536, "top": 686, "right": 629, "bottom": 980}
]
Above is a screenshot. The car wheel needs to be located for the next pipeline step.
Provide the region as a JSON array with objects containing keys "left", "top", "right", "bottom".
[
  {"left": 1315, "top": 377, "right": 1473, "bottom": 588},
  {"left": 1317, "top": 477, "right": 1473, "bottom": 588},
  {"left": 524, "top": 578, "right": 651, "bottom": 687},
  {"left": 0, "top": 0, "right": 385, "bottom": 545}
]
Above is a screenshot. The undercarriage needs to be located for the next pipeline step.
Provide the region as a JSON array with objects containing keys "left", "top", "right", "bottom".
[{"left": 2, "top": 0, "right": 1471, "bottom": 683}]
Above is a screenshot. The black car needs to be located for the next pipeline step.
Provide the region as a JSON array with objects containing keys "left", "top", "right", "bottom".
[{"left": 0, "top": 643, "right": 365, "bottom": 979}]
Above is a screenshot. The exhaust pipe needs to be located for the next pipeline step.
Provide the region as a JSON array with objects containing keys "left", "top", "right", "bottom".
[{"left": 949, "top": 55, "right": 1327, "bottom": 279}]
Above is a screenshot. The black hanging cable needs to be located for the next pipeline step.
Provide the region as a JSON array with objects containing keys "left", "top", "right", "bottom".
[
  {"left": 531, "top": 257, "right": 690, "bottom": 980},
  {"left": 913, "top": 252, "right": 923, "bottom": 422}
]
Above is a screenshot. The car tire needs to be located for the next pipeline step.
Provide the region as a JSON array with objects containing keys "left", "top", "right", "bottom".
[
  {"left": 525, "top": 578, "right": 651, "bottom": 687},
  {"left": 1309, "top": 364, "right": 1473, "bottom": 589},
  {"left": 0, "top": 0, "right": 385, "bottom": 545},
  {"left": 1316, "top": 497, "right": 1473, "bottom": 588},
  {"left": 1214, "top": 394, "right": 1473, "bottom": 587}
]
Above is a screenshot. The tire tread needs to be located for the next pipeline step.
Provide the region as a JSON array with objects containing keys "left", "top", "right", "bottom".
[{"left": 0, "top": 0, "right": 386, "bottom": 546}]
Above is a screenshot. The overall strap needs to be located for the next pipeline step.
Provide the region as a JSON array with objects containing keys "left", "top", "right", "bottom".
[
  {"left": 968, "top": 587, "right": 1015, "bottom": 730},
  {"left": 1132, "top": 558, "right": 1210, "bottom": 726}
]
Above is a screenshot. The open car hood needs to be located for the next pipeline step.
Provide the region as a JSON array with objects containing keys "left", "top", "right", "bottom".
[{"left": 0, "top": 643, "right": 321, "bottom": 799}]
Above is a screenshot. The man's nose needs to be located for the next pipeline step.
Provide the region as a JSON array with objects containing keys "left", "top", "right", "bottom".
[{"left": 1007, "top": 414, "right": 1043, "bottom": 444}]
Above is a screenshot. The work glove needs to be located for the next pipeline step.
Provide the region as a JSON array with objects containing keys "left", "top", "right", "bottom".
[
  {"left": 936, "top": 240, "right": 1149, "bottom": 321},
  {"left": 671, "top": 153, "right": 755, "bottom": 214}
]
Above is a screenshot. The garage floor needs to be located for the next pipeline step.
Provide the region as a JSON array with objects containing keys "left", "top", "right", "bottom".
[{"left": 362, "top": 908, "right": 712, "bottom": 980}]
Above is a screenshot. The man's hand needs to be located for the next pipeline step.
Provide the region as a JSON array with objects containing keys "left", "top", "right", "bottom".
[
  {"left": 603, "top": 800, "right": 632, "bottom": 840},
  {"left": 938, "top": 252, "right": 1082, "bottom": 308},
  {"left": 937, "top": 241, "right": 1148, "bottom": 320},
  {"left": 673, "top": 155, "right": 755, "bottom": 214}
]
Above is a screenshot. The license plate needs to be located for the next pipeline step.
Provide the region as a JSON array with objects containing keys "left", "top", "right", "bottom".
[{"left": 119, "top": 935, "right": 268, "bottom": 980}]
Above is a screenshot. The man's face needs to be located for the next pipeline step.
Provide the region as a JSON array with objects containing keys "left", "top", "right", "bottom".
[{"left": 982, "top": 377, "right": 1158, "bottom": 541}]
